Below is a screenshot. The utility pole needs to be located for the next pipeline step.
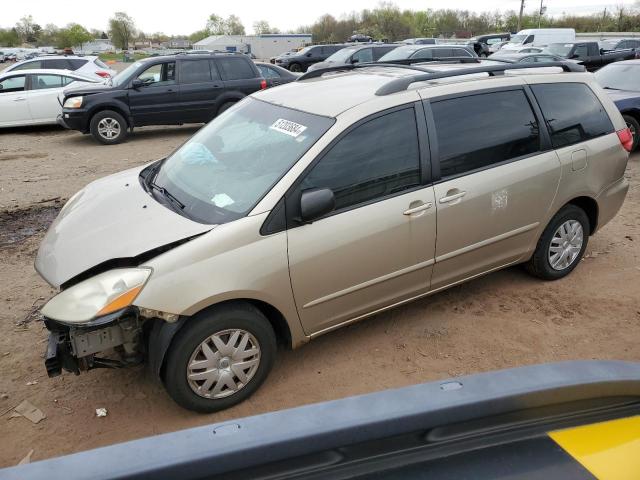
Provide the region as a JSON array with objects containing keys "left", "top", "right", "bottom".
[
  {"left": 538, "top": 0, "right": 546, "bottom": 28},
  {"left": 518, "top": 0, "right": 525, "bottom": 32}
]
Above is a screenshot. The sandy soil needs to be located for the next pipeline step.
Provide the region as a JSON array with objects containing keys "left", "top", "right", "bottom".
[{"left": 0, "top": 123, "right": 638, "bottom": 467}]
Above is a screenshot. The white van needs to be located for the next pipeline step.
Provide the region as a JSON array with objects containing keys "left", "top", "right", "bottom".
[{"left": 502, "top": 28, "right": 575, "bottom": 51}]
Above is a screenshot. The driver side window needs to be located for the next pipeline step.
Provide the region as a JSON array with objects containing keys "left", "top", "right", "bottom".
[
  {"left": 136, "top": 62, "right": 176, "bottom": 87},
  {"left": 0, "top": 75, "right": 26, "bottom": 93}
]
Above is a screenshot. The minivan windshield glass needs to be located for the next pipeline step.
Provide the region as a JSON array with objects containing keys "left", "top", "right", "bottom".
[
  {"left": 545, "top": 43, "right": 573, "bottom": 56},
  {"left": 153, "top": 97, "right": 335, "bottom": 224},
  {"left": 378, "top": 46, "right": 416, "bottom": 61},
  {"left": 325, "top": 47, "right": 357, "bottom": 63},
  {"left": 509, "top": 34, "right": 527, "bottom": 43},
  {"left": 595, "top": 64, "right": 640, "bottom": 91},
  {"left": 110, "top": 62, "right": 143, "bottom": 87}
]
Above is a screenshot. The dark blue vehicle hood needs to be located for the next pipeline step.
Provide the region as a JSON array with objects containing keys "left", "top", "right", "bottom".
[{"left": 604, "top": 88, "right": 640, "bottom": 109}]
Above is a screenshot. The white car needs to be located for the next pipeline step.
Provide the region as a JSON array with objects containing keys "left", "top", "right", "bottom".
[
  {"left": 4, "top": 55, "right": 117, "bottom": 81},
  {"left": 0, "top": 69, "right": 98, "bottom": 128}
]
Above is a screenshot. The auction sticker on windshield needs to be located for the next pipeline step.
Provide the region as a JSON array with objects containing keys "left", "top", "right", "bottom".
[{"left": 270, "top": 119, "right": 307, "bottom": 137}]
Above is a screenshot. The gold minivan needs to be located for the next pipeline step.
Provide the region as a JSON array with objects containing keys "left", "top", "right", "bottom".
[{"left": 36, "top": 62, "right": 631, "bottom": 412}]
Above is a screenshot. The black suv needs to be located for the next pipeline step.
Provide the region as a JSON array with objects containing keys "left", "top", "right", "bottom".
[
  {"left": 275, "top": 44, "right": 348, "bottom": 72},
  {"left": 58, "top": 53, "right": 266, "bottom": 144},
  {"left": 466, "top": 33, "right": 511, "bottom": 57}
]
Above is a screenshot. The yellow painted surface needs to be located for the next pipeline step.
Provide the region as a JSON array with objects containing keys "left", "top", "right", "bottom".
[{"left": 549, "top": 416, "right": 640, "bottom": 480}]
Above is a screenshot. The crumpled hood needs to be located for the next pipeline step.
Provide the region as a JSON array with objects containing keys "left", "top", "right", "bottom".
[
  {"left": 63, "top": 82, "right": 114, "bottom": 97},
  {"left": 35, "top": 166, "right": 214, "bottom": 288}
]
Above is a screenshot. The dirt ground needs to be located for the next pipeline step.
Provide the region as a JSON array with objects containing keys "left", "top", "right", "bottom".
[{"left": 0, "top": 120, "right": 639, "bottom": 467}]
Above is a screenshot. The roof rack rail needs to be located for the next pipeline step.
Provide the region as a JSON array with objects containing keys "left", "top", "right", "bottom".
[
  {"left": 298, "top": 62, "right": 435, "bottom": 81},
  {"left": 375, "top": 61, "right": 586, "bottom": 96},
  {"left": 382, "top": 57, "right": 481, "bottom": 65}
]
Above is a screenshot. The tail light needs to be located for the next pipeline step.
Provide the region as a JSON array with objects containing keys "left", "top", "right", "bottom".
[
  {"left": 95, "top": 71, "right": 111, "bottom": 78},
  {"left": 617, "top": 127, "right": 633, "bottom": 152},
  {"left": 260, "top": 79, "right": 267, "bottom": 90}
]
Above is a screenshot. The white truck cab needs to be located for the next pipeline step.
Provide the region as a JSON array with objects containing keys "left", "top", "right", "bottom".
[{"left": 502, "top": 28, "right": 576, "bottom": 51}]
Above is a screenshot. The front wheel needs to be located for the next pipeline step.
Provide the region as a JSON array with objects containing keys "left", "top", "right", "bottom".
[
  {"left": 90, "top": 110, "right": 128, "bottom": 145},
  {"left": 163, "top": 303, "right": 277, "bottom": 413},
  {"left": 623, "top": 114, "right": 639, "bottom": 151},
  {"left": 289, "top": 63, "right": 302, "bottom": 72},
  {"left": 526, "top": 205, "right": 589, "bottom": 280}
]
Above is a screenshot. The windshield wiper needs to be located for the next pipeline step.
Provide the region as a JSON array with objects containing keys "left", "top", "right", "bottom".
[{"left": 149, "top": 180, "right": 185, "bottom": 210}]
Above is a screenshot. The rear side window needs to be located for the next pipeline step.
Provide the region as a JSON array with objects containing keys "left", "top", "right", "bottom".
[
  {"left": 412, "top": 48, "right": 433, "bottom": 59},
  {"left": 257, "top": 64, "right": 280, "bottom": 78},
  {"left": 31, "top": 74, "right": 64, "bottom": 89},
  {"left": 432, "top": 89, "right": 540, "bottom": 178},
  {"left": 94, "top": 58, "right": 109, "bottom": 69},
  {"left": 67, "top": 59, "right": 88, "bottom": 70},
  {"left": 301, "top": 108, "right": 420, "bottom": 211},
  {"left": 531, "top": 83, "right": 614, "bottom": 149},
  {"left": 216, "top": 57, "right": 256, "bottom": 80},
  {"left": 180, "top": 60, "right": 212, "bottom": 84},
  {"left": 43, "top": 59, "right": 68, "bottom": 69}
]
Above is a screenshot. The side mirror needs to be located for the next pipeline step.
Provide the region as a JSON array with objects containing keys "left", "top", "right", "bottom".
[
  {"left": 305, "top": 52, "right": 312, "bottom": 57},
  {"left": 570, "top": 53, "right": 580, "bottom": 59},
  {"left": 132, "top": 78, "right": 144, "bottom": 88},
  {"left": 351, "top": 58, "right": 359, "bottom": 64},
  {"left": 300, "top": 188, "right": 335, "bottom": 223}
]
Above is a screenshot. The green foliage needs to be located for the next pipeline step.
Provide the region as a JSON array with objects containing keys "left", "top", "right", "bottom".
[
  {"left": 253, "top": 20, "right": 281, "bottom": 35},
  {"left": 0, "top": 28, "right": 21, "bottom": 47},
  {"left": 58, "top": 23, "right": 93, "bottom": 49},
  {"left": 205, "top": 14, "right": 246, "bottom": 36},
  {"left": 109, "top": 11, "right": 136, "bottom": 50}
]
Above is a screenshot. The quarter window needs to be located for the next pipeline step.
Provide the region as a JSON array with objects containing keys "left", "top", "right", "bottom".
[
  {"left": 302, "top": 108, "right": 421, "bottom": 211},
  {"left": 531, "top": 83, "right": 614, "bottom": 148},
  {"left": 432, "top": 89, "right": 540, "bottom": 178},
  {"left": 216, "top": 57, "right": 255, "bottom": 80},
  {"left": 180, "top": 60, "right": 212, "bottom": 84},
  {"left": 257, "top": 65, "right": 280, "bottom": 78}
]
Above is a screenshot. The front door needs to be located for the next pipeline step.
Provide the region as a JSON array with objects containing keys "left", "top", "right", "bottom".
[
  {"left": 0, "top": 75, "right": 31, "bottom": 126},
  {"left": 128, "top": 61, "right": 179, "bottom": 125},
  {"left": 286, "top": 106, "right": 436, "bottom": 335},
  {"left": 426, "top": 88, "right": 561, "bottom": 290}
]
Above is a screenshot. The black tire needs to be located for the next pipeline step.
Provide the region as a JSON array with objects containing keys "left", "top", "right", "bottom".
[
  {"left": 217, "top": 101, "right": 235, "bottom": 116},
  {"left": 89, "top": 110, "right": 128, "bottom": 145},
  {"left": 289, "top": 63, "right": 302, "bottom": 72},
  {"left": 623, "top": 114, "right": 639, "bottom": 151},
  {"left": 526, "top": 205, "right": 590, "bottom": 281},
  {"left": 163, "top": 302, "right": 277, "bottom": 413}
]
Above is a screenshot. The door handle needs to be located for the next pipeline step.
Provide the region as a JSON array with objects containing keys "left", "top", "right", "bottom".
[
  {"left": 13, "top": 97, "right": 26, "bottom": 101},
  {"left": 439, "top": 191, "right": 467, "bottom": 204},
  {"left": 403, "top": 202, "right": 433, "bottom": 215}
]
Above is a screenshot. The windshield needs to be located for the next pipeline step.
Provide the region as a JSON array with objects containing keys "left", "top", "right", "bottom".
[
  {"left": 595, "top": 64, "right": 640, "bottom": 91},
  {"left": 378, "top": 46, "right": 414, "bottom": 61},
  {"left": 325, "top": 47, "right": 357, "bottom": 63},
  {"left": 545, "top": 43, "right": 573, "bottom": 57},
  {"left": 296, "top": 46, "right": 312, "bottom": 55},
  {"left": 153, "top": 97, "right": 335, "bottom": 224},
  {"left": 508, "top": 34, "right": 527, "bottom": 44},
  {"left": 110, "top": 61, "right": 143, "bottom": 87}
]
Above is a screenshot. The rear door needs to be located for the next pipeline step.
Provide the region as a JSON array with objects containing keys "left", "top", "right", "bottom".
[
  {"left": 177, "top": 58, "right": 221, "bottom": 122},
  {"left": 425, "top": 88, "right": 561, "bottom": 290},
  {"left": 26, "top": 73, "right": 68, "bottom": 122},
  {"left": 217, "top": 57, "right": 261, "bottom": 95},
  {"left": 128, "top": 60, "right": 179, "bottom": 125},
  {"left": 0, "top": 75, "right": 31, "bottom": 126}
]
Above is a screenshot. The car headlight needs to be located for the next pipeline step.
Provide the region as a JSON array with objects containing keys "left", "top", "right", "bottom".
[
  {"left": 41, "top": 268, "right": 152, "bottom": 324},
  {"left": 63, "top": 96, "right": 83, "bottom": 108}
]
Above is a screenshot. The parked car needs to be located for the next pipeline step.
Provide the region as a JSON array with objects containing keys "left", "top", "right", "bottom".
[
  {"left": 254, "top": 62, "right": 299, "bottom": 87},
  {"left": 466, "top": 33, "right": 511, "bottom": 57},
  {"left": 489, "top": 40, "right": 510, "bottom": 54},
  {"left": 348, "top": 34, "right": 373, "bottom": 43},
  {"left": 307, "top": 44, "right": 399, "bottom": 72},
  {"left": 57, "top": 53, "right": 267, "bottom": 144},
  {"left": 401, "top": 38, "right": 437, "bottom": 45},
  {"left": 35, "top": 61, "right": 630, "bottom": 413},
  {"left": 600, "top": 38, "right": 640, "bottom": 50},
  {"left": 594, "top": 60, "right": 640, "bottom": 150},
  {"left": 491, "top": 46, "right": 545, "bottom": 56},
  {"left": 4, "top": 55, "right": 117, "bottom": 80},
  {"left": 487, "top": 52, "right": 573, "bottom": 64},
  {"left": 0, "top": 69, "right": 97, "bottom": 128},
  {"left": 5, "top": 52, "right": 17, "bottom": 61},
  {"left": 544, "top": 41, "right": 639, "bottom": 71},
  {"left": 501, "top": 28, "right": 575, "bottom": 51},
  {"left": 0, "top": 51, "right": 5, "bottom": 63},
  {"left": 270, "top": 51, "right": 294, "bottom": 64},
  {"left": 378, "top": 44, "right": 477, "bottom": 63},
  {"left": 275, "top": 44, "right": 348, "bottom": 72}
]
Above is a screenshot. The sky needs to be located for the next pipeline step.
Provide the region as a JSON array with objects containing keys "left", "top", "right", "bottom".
[{"left": 2, "top": 0, "right": 637, "bottom": 36}]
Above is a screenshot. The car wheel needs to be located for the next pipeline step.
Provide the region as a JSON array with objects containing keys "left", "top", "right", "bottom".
[
  {"left": 525, "top": 205, "right": 589, "bottom": 280},
  {"left": 289, "top": 63, "right": 302, "bottom": 72},
  {"left": 623, "top": 114, "right": 639, "bottom": 151},
  {"left": 90, "top": 110, "right": 128, "bottom": 145},
  {"left": 163, "top": 302, "right": 277, "bottom": 413},
  {"left": 217, "top": 101, "right": 235, "bottom": 116}
]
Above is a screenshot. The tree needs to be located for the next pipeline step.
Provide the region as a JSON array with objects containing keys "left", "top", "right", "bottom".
[
  {"left": 253, "top": 20, "right": 280, "bottom": 34},
  {"left": 225, "top": 15, "right": 246, "bottom": 35},
  {"left": 0, "top": 28, "right": 21, "bottom": 47},
  {"left": 205, "top": 13, "right": 246, "bottom": 35},
  {"left": 15, "top": 15, "right": 40, "bottom": 43},
  {"left": 109, "top": 11, "right": 136, "bottom": 50},
  {"left": 39, "top": 24, "right": 60, "bottom": 46},
  {"left": 58, "top": 23, "right": 93, "bottom": 49}
]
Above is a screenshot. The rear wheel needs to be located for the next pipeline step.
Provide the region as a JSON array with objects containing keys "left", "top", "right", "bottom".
[
  {"left": 623, "top": 114, "right": 639, "bottom": 151},
  {"left": 526, "top": 205, "right": 589, "bottom": 280},
  {"left": 90, "top": 110, "right": 128, "bottom": 145},
  {"left": 163, "top": 302, "right": 277, "bottom": 413}
]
